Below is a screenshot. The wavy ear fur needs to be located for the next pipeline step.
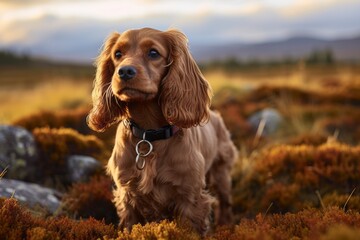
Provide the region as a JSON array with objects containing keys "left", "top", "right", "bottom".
[
  {"left": 160, "top": 30, "right": 212, "bottom": 128},
  {"left": 87, "top": 32, "right": 127, "bottom": 132}
]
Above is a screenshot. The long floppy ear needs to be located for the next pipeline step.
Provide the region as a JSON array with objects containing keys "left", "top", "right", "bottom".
[
  {"left": 87, "top": 32, "right": 127, "bottom": 132},
  {"left": 160, "top": 29, "right": 212, "bottom": 128}
]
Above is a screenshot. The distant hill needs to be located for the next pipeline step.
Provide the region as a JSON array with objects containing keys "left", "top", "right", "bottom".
[
  {"left": 2, "top": 34, "right": 359, "bottom": 64},
  {"left": 192, "top": 35, "right": 360, "bottom": 62},
  {"left": 0, "top": 50, "right": 91, "bottom": 67}
]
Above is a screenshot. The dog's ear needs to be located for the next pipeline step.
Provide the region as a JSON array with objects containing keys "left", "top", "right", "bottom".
[
  {"left": 159, "top": 29, "right": 212, "bottom": 128},
  {"left": 87, "top": 32, "right": 127, "bottom": 132}
]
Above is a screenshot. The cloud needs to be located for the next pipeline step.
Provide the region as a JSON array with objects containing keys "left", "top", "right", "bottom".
[
  {"left": 279, "top": 0, "right": 357, "bottom": 17},
  {"left": 0, "top": 0, "right": 359, "bottom": 62}
]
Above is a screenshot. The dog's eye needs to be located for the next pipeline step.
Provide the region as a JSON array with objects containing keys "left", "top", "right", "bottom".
[
  {"left": 148, "top": 49, "right": 160, "bottom": 59},
  {"left": 114, "top": 50, "right": 122, "bottom": 59}
]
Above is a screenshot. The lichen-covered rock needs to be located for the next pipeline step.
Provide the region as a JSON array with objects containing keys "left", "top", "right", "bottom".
[
  {"left": 66, "top": 155, "right": 102, "bottom": 183},
  {"left": 0, "top": 125, "right": 38, "bottom": 181},
  {"left": 0, "top": 178, "right": 61, "bottom": 213}
]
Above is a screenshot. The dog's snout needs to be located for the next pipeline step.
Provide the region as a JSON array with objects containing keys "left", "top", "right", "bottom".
[{"left": 119, "top": 66, "right": 137, "bottom": 81}]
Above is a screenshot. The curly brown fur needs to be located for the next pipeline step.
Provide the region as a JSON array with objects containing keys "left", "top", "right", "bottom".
[{"left": 88, "top": 28, "right": 237, "bottom": 235}]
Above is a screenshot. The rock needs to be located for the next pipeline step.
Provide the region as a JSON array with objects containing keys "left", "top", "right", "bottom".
[
  {"left": 248, "top": 108, "right": 283, "bottom": 136},
  {"left": 0, "top": 125, "right": 38, "bottom": 181},
  {"left": 67, "top": 155, "right": 102, "bottom": 183},
  {"left": 0, "top": 178, "right": 62, "bottom": 213}
]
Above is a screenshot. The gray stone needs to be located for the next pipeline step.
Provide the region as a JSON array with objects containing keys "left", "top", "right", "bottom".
[
  {"left": 248, "top": 108, "right": 283, "bottom": 136},
  {"left": 0, "top": 178, "right": 62, "bottom": 213},
  {"left": 0, "top": 125, "right": 38, "bottom": 181},
  {"left": 67, "top": 155, "right": 102, "bottom": 183}
]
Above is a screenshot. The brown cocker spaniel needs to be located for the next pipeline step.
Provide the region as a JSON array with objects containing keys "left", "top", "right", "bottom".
[{"left": 88, "top": 28, "right": 237, "bottom": 235}]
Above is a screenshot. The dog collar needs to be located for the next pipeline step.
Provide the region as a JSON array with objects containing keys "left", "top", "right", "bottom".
[{"left": 124, "top": 119, "right": 180, "bottom": 142}]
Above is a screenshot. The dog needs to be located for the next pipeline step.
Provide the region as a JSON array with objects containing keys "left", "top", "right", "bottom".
[{"left": 87, "top": 28, "right": 237, "bottom": 235}]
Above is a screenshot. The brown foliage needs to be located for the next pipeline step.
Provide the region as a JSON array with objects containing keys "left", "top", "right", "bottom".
[
  {"left": 317, "top": 113, "right": 360, "bottom": 144},
  {"left": 0, "top": 198, "right": 117, "bottom": 240},
  {"left": 13, "top": 107, "right": 90, "bottom": 134},
  {"left": 244, "top": 85, "right": 360, "bottom": 106},
  {"left": 286, "top": 133, "right": 328, "bottom": 146},
  {"left": 12, "top": 107, "right": 117, "bottom": 150},
  {"left": 215, "top": 101, "right": 253, "bottom": 147},
  {"left": 33, "top": 127, "right": 107, "bottom": 164},
  {"left": 323, "top": 192, "right": 360, "bottom": 212},
  {"left": 2, "top": 196, "right": 360, "bottom": 239},
  {"left": 113, "top": 220, "right": 200, "bottom": 240},
  {"left": 233, "top": 142, "right": 360, "bottom": 216},
  {"left": 209, "top": 208, "right": 360, "bottom": 240},
  {"left": 32, "top": 127, "right": 109, "bottom": 186},
  {"left": 61, "top": 176, "right": 118, "bottom": 224}
]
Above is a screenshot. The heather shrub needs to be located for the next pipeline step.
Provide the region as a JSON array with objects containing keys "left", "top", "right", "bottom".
[
  {"left": 215, "top": 101, "right": 253, "bottom": 146},
  {"left": 0, "top": 198, "right": 117, "bottom": 240},
  {"left": 243, "top": 85, "right": 360, "bottom": 106},
  {"left": 12, "top": 107, "right": 117, "bottom": 150},
  {"left": 2, "top": 196, "right": 360, "bottom": 239},
  {"left": 33, "top": 127, "right": 109, "bottom": 186},
  {"left": 13, "top": 107, "right": 90, "bottom": 134},
  {"left": 213, "top": 85, "right": 360, "bottom": 150},
  {"left": 61, "top": 176, "right": 118, "bottom": 224},
  {"left": 0, "top": 198, "right": 34, "bottom": 240},
  {"left": 208, "top": 208, "right": 360, "bottom": 240},
  {"left": 233, "top": 142, "right": 360, "bottom": 217},
  {"left": 286, "top": 133, "right": 328, "bottom": 146},
  {"left": 113, "top": 220, "right": 200, "bottom": 240},
  {"left": 317, "top": 114, "right": 360, "bottom": 144},
  {"left": 26, "top": 227, "right": 59, "bottom": 240},
  {"left": 323, "top": 192, "right": 360, "bottom": 212},
  {"left": 320, "top": 225, "right": 360, "bottom": 240}
]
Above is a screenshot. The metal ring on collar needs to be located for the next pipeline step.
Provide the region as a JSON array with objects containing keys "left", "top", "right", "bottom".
[
  {"left": 135, "top": 139, "right": 153, "bottom": 157},
  {"left": 135, "top": 155, "right": 146, "bottom": 170}
]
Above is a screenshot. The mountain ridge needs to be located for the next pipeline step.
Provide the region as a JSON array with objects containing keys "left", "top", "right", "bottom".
[{"left": 192, "top": 35, "right": 360, "bottom": 62}]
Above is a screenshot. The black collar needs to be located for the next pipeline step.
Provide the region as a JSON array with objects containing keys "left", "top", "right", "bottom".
[{"left": 124, "top": 119, "right": 180, "bottom": 142}]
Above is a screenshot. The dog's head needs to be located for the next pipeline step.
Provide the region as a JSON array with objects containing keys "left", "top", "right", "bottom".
[{"left": 88, "top": 28, "right": 212, "bottom": 132}]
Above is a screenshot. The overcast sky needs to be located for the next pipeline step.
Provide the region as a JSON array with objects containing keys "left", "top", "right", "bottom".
[{"left": 0, "top": 0, "right": 359, "bottom": 62}]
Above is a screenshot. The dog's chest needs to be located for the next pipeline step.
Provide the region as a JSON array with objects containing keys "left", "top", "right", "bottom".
[{"left": 132, "top": 180, "right": 177, "bottom": 221}]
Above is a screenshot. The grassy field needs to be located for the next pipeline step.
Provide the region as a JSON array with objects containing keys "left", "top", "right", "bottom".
[
  {"left": 0, "top": 63, "right": 94, "bottom": 123},
  {"left": 1, "top": 61, "right": 359, "bottom": 123},
  {"left": 1, "top": 58, "right": 360, "bottom": 239}
]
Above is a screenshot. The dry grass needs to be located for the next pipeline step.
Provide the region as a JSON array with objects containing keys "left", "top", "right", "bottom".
[
  {"left": 205, "top": 64, "right": 360, "bottom": 95},
  {"left": 0, "top": 79, "right": 92, "bottom": 124},
  {"left": 0, "top": 168, "right": 7, "bottom": 179},
  {"left": 1, "top": 63, "right": 359, "bottom": 125}
]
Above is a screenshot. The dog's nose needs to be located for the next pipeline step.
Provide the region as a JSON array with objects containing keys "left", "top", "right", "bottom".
[{"left": 119, "top": 66, "right": 137, "bottom": 81}]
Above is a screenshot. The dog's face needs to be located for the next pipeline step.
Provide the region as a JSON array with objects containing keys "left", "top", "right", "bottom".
[
  {"left": 110, "top": 28, "right": 169, "bottom": 102},
  {"left": 88, "top": 28, "right": 212, "bottom": 131}
]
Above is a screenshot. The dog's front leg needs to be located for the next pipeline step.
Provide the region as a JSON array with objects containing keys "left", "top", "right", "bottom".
[
  {"left": 113, "top": 189, "right": 143, "bottom": 230},
  {"left": 174, "top": 189, "right": 213, "bottom": 236}
]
